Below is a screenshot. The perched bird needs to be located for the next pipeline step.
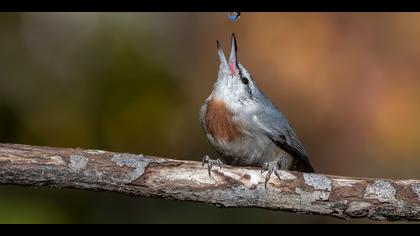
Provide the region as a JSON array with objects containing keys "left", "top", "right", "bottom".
[{"left": 200, "top": 33, "right": 315, "bottom": 188}]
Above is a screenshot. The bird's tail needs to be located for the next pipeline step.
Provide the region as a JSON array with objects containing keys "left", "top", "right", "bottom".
[
  {"left": 304, "top": 164, "right": 315, "bottom": 173},
  {"left": 298, "top": 161, "right": 315, "bottom": 173}
]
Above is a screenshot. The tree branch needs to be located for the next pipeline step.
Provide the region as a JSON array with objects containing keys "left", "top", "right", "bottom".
[{"left": 0, "top": 143, "right": 419, "bottom": 221}]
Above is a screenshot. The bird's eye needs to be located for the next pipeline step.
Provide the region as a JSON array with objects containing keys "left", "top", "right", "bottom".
[{"left": 241, "top": 77, "right": 249, "bottom": 85}]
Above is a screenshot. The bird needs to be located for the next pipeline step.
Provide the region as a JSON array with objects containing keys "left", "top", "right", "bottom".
[{"left": 200, "top": 33, "right": 315, "bottom": 188}]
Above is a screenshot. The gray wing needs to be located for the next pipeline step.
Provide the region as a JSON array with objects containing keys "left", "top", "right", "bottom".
[{"left": 253, "top": 104, "right": 311, "bottom": 166}]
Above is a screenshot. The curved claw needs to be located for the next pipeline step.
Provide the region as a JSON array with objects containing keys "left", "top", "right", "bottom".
[
  {"left": 274, "top": 169, "right": 281, "bottom": 181},
  {"left": 264, "top": 170, "right": 273, "bottom": 189},
  {"left": 217, "top": 159, "right": 223, "bottom": 170},
  {"left": 202, "top": 155, "right": 223, "bottom": 178},
  {"left": 261, "top": 163, "right": 268, "bottom": 174},
  {"left": 207, "top": 162, "right": 212, "bottom": 177},
  {"left": 202, "top": 155, "right": 210, "bottom": 167},
  {"left": 261, "top": 160, "right": 281, "bottom": 189}
]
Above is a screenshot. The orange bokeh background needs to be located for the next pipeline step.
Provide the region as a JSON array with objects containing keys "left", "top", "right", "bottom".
[{"left": 0, "top": 13, "right": 419, "bottom": 223}]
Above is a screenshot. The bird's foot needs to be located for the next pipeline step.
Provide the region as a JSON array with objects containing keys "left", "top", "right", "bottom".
[
  {"left": 202, "top": 155, "right": 223, "bottom": 178},
  {"left": 261, "top": 160, "right": 282, "bottom": 189}
]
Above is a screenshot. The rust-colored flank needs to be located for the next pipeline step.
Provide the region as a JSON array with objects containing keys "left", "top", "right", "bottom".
[{"left": 205, "top": 98, "right": 242, "bottom": 142}]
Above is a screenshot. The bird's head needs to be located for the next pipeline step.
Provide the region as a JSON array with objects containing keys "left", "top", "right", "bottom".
[{"left": 213, "top": 33, "right": 261, "bottom": 111}]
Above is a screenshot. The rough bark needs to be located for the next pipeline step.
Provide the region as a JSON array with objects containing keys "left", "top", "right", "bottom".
[{"left": 0, "top": 143, "right": 419, "bottom": 221}]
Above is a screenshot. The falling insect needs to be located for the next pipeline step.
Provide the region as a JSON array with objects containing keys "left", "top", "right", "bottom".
[{"left": 228, "top": 12, "right": 241, "bottom": 22}]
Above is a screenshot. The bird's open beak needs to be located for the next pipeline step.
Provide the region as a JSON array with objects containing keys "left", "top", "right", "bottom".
[
  {"left": 228, "top": 33, "right": 238, "bottom": 76},
  {"left": 217, "top": 33, "right": 239, "bottom": 76}
]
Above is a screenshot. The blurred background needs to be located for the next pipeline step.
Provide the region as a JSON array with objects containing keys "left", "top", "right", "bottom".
[{"left": 0, "top": 12, "right": 420, "bottom": 223}]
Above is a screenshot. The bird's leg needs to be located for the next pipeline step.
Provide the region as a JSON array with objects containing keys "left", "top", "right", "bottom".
[
  {"left": 202, "top": 155, "right": 223, "bottom": 178},
  {"left": 261, "top": 159, "right": 282, "bottom": 189}
]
